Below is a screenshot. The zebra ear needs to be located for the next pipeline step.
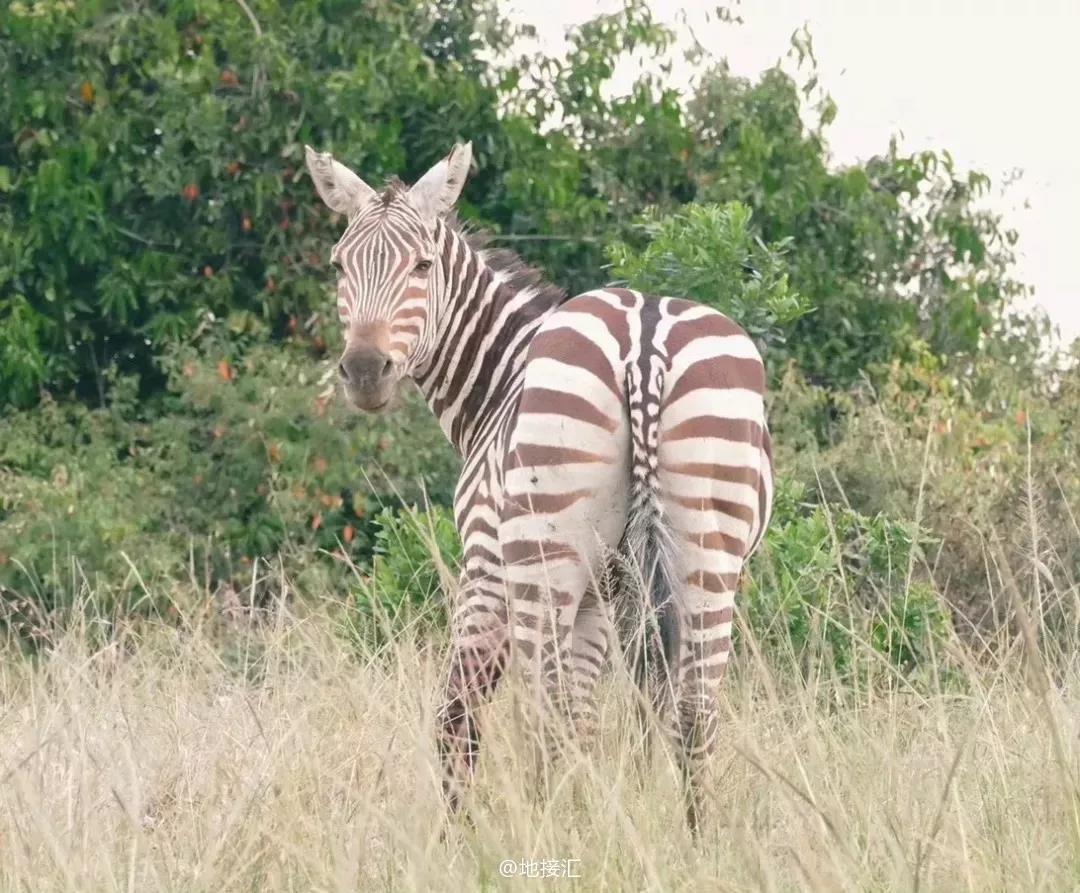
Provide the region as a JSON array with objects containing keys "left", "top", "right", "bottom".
[
  {"left": 304, "top": 146, "right": 376, "bottom": 216},
  {"left": 406, "top": 142, "right": 472, "bottom": 225}
]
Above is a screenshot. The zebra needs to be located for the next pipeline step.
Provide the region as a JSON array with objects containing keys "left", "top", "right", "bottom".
[{"left": 304, "top": 141, "right": 773, "bottom": 829}]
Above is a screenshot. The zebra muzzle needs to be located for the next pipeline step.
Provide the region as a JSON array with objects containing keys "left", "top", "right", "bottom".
[{"left": 338, "top": 346, "right": 397, "bottom": 411}]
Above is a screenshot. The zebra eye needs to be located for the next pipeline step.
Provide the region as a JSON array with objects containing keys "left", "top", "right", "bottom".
[{"left": 414, "top": 259, "right": 433, "bottom": 275}]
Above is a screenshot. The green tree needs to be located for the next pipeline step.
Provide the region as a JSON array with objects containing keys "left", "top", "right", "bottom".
[
  {"left": 2, "top": 3, "right": 1034, "bottom": 407},
  {"left": 0, "top": 0, "right": 526, "bottom": 406},
  {"left": 607, "top": 201, "right": 810, "bottom": 367},
  {"left": 517, "top": 20, "right": 1034, "bottom": 387},
  {"left": 682, "top": 48, "right": 1030, "bottom": 386}
]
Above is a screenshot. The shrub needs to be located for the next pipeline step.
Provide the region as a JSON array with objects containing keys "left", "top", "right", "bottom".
[
  {"left": 0, "top": 320, "right": 459, "bottom": 624},
  {"left": 744, "top": 478, "right": 952, "bottom": 681},
  {"left": 607, "top": 202, "right": 810, "bottom": 367},
  {"left": 769, "top": 347, "right": 1080, "bottom": 643},
  {"left": 348, "top": 504, "right": 461, "bottom": 646}
]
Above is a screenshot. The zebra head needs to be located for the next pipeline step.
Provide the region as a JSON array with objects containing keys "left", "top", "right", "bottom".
[{"left": 304, "top": 142, "right": 472, "bottom": 412}]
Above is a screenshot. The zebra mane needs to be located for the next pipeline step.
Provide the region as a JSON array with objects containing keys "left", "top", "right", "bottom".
[
  {"left": 375, "top": 179, "right": 569, "bottom": 310},
  {"left": 378, "top": 177, "right": 408, "bottom": 207},
  {"left": 451, "top": 215, "right": 569, "bottom": 311}
]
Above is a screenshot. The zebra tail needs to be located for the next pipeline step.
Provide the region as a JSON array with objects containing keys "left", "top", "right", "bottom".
[{"left": 621, "top": 359, "right": 679, "bottom": 697}]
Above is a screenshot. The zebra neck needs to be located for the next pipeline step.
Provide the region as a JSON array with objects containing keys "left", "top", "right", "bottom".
[{"left": 413, "top": 225, "right": 563, "bottom": 456}]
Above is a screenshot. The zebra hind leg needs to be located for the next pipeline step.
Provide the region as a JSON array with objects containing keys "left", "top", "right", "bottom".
[
  {"left": 630, "top": 613, "right": 680, "bottom": 782},
  {"left": 506, "top": 547, "right": 593, "bottom": 807},
  {"left": 568, "top": 583, "right": 612, "bottom": 742},
  {"left": 674, "top": 574, "right": 736, "bottom": 834}
]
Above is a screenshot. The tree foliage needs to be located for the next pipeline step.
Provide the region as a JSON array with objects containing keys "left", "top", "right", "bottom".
[
  {"left": 0, "top": 0, "right": 525, "bottom": 404},
  {"left": 2, "top": 1, "right": 1036, "bottom": 407}
]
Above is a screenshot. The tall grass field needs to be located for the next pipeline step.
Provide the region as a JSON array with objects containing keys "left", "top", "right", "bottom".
[{"left": 3, "top": 482, "right": 1079, "bottom": 891}]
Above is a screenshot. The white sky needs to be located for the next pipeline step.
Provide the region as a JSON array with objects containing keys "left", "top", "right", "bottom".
[{"left": 504, "top": 0, "right": 1080, "bottom": 342}]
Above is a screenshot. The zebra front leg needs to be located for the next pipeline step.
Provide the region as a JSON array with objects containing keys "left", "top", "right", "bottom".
[{"left": 437, "top": 589, "right": 508, "bottom": 816}]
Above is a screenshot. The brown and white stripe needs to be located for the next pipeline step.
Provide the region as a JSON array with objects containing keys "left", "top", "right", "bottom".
[{"left": 305, "top": 142, "right": 774, "bottom": 830}]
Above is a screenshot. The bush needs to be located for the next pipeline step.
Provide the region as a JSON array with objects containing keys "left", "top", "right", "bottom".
[
  {"left": 768, "top": 347, "right": 1080, "bottom": 644},
  {"left": 607, "top": 202, "right": 810, "bottom": 365},
  {"left": 0, "top": 319, "right": 458, "bottom": 623},
  {"left": 744, "top": 479, "right": 952, "bottom": 681},
  {"left": 347, "top": 504, "right": 461, "bottom": 646}
]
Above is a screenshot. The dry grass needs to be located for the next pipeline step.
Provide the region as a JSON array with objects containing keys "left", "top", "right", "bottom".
[{"left": 2, "top": 580, "right": 1079, "bottom": 893}]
